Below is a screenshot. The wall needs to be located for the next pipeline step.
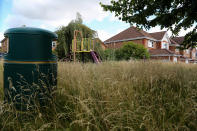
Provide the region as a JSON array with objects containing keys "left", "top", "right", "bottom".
[
  {"left": 169, "top": 46, "right": 180, "bottom": 55},
  {"left": 156, "top": 41, "right": 162, "bottom": 49},
  {"left": 180, "top": 50, "right": 190, "bottom": 59},
  {"left": 178, "top": 48, "right": 196, "bottom": 60},
  {"left": 169, "top": 46, "right": 175, "bottom": 52},
  {"left": 151, "top": 56, "right": 180, "bottom": 62},
  {"left": 105, "top": 38, "right": 160, "bottom": 50},
  {"left": 150, "top": 56, "right": 171, "bottom": 61},
  {"left": 100, "top": 43, "right": 106, "bottom": 50},
  {"left": 190, "top": 48, "right": 196, "bottom": 60}
]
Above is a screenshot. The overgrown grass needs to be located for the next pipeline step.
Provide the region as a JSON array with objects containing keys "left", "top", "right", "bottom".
[{"left": 0, "top": 61, "right": 197, "bottom": 130}]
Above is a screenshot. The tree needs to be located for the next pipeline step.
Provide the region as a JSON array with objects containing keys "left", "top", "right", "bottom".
[
  {"left": 55, "top": 13, "right": 96, "bottom": 59},
  {"left": 100, "top": 0, "right": 197, "bottom": 48},
  {"left": 115, "top": 42, "right": 150, "bottom": 60},
  {"left": 75, "top": 12, "right": 83, "bottom": 24}
]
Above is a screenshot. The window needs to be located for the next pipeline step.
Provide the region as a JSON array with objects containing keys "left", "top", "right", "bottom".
[
  {"left": 148, "top": 40, "right": 154, "bottom": 48},
  {"left": 175, "top": 48, "right": 179, "bottom": 53},
  {"left": 173, "top": 57, "right": 177, "bottom": 63},
  {"left": 193, "top": 52, "right": 196, "bottom": 58},
  {"left": 185, "top": 59, "right": 189, "bottom": 64},
  {"left": 185, "top": 49, "right": 190, "bottom": 54},
  {"left": 162, "top": 42, "right": 168, "bottom": 49},
  {"left": 52, "top": 41, "right": 56, "bottom": 48}
]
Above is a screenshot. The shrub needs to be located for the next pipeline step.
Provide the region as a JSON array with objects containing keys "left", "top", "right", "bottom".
[
  {"left": 115, "top": 42, "right": 150, "bottom": 60},
  {"left": 93, "top": 39, "right": 116, "bottom": 61},
  {"left": 102, "top": 48, "right": 116, "bottom": 61}
]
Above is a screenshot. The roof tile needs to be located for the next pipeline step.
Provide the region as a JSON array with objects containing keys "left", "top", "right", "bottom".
[
  {"left": 171, "top": 37, "right": 185, "bottom": 45},
  {"left": 149, "top": 49, "right": 175, "bottom": 56},
  {"left": 149, "top": 31, "right": 166, "bottom": 40},
  {"left": 104, "top": 26, "right": 154, "bottom": 43}
]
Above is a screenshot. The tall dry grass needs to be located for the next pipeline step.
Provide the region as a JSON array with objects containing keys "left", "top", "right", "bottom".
[{"left": 0, "top": 61, "right": 197, "bottom": 130}]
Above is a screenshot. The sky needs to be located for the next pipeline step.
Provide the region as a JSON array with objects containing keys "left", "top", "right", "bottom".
[{"left": 0, "top": 0, "right": 195, "bottom": 42}]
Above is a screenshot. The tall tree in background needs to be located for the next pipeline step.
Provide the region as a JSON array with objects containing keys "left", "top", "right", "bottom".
[
  {"left": 55, "top": 13, "right": 96, "bottom": 59},
  {"left": 101, "top": 0, "right": 197, "bottom": 49}
]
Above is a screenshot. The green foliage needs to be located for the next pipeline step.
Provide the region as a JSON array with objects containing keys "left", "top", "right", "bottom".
[
  {"left": 115, "top": 42, "right": 150, "bottom": 60},
  {"left": 182, "top": 29, "right": 197, "bottom": 49},
  {"left": 93, "top": 39, "right": 113, "bottom": 61},
  {"left": 100, "top": 0, "right": 197, "bottom": 48},
  {"left": 102, "top": 48, "right": 116, "bottom": 61},
  {"left": 55, "top": 13, "right": 96, "bottom": 59},
  {"left": 92, "top": 38, "right": 117, "bottom": 61},
  {"left": 55, "top": 42, "right": 66, "bottom": 59}
]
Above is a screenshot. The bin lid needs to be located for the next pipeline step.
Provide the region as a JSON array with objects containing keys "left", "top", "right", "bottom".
[{"left": 5, "top": 27, "right": 57, "bottom": 40}]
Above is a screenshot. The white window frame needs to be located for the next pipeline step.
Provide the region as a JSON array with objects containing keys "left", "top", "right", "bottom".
[
  {"left": 192, "top": 52, "right": 196, "bottom": 58},
  {"left": 185, "top": 59, "right": 189, "bottom": 64},
  {"left": 148, "top": 40, "right": 154, "bottom": 48},
  {"left": 52, "top": 41, "right": 56, "bottom": 48},
  {"left": 173, "top": 57, "right": 177, "bottom": 63},
  {"left": 185, "top": 49, "right": 190, "bottom": 54},
  {"left": 175, "top": 48, "right": 179, "bottom": 53},
  {"left": 162, "top": 42, "right": 168, "bottom": 49}
]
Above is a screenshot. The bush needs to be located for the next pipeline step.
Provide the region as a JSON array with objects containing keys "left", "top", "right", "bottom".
[
  {"left": 94, "top": 40, "right": 116, "bottom": 61},
  {"left": 102, "top": 48, "right": 116, "bottom": 61},
  {"left": 115, "top": 42, "right": 150, "bottom": 60}
]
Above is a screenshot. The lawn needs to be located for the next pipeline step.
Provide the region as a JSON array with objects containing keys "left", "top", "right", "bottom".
[{"left": 0, "top": 61, "right": 197, "bottom": 130}]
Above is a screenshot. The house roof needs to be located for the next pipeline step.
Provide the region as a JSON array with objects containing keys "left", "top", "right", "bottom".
[
  {"left": 149, "top": 49, "right": 180, "bottom": 56},
  {"left": 170, "top": 38, "right": 178, "bottom": 45},
  {"left": 169, "top": 38, "right": 180, "bottom": 47},
  {"left": 149, "top": 31, "right": 166, "bottom": 40},
  {"left": 171, "top": 37, "right": 184, "bottom": 45},
  {"left": 104, "top": 26, "right": 156, "bottom": 44}
]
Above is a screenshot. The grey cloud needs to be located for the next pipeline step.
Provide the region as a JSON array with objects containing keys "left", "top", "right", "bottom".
[{"left": 12, "top": 0, "right": 110, "bottom": 21}]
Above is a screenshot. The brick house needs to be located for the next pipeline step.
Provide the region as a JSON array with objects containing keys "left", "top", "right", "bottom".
[
  {"left": 0, "top": 37, "right": 8, "bottom": 53},
  {"left": 170, "top": 37, "right": 197, "bottom": 63},
  {"left": 149, "top": 31, "right": 181, "bottom": 62},
  {"left": 104, "top": 26, "right": 196, "bottom": 63},
  {"left": 52, "top": 41, "right": 57, "bottom": 51},
  {"left": 104, "top": 26, "right": 157, "bottom": 49}
]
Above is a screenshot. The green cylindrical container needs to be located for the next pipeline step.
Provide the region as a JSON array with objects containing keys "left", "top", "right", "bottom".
[{"left": 3, "top": 27, "right": 58, "bottom": 110}]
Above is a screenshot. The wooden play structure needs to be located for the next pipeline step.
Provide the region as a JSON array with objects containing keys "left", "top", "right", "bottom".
[{"left": 72, "top": 30, "right": 101, "bottom": 63}]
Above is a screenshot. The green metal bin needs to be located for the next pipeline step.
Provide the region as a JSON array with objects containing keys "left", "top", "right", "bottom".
[{"left": 3, "top": 27, "right": 57, "bottom": 110}]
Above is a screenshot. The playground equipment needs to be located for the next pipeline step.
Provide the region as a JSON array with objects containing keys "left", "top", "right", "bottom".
[{"left": 72, "top": 30, "right": 101, "bottom": 63}]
